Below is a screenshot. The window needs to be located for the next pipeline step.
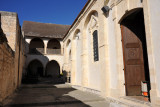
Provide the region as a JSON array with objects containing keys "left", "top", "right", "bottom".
[{"left": 93, "top": 30, "right": 99, "bottom": 61}]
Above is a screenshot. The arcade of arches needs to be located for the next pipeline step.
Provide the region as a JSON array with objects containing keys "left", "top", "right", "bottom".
[
  {"left": 29, "top": 38, "right": 61, "bottom": 55},
  {"left": 26, "top": 59, "right": 61, "bottom": 83}
]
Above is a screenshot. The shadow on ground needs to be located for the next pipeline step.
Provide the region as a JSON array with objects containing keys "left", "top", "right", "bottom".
[{"left": 3, "top": 84, "right": 91, "bottom": 107}]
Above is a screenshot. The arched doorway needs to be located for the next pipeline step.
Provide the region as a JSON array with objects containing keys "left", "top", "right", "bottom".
[
  {"left": 28, "top": 59, "right": 43, "bottom": 77},
  {"left": 45, "top": 60, "right": 60, "bottom": 78},
  {"left": 29, "top": 38, "right": 44, "bottom": 54},
  {"left": 120, "top": 8, "right": 150, "bottom": 96}
]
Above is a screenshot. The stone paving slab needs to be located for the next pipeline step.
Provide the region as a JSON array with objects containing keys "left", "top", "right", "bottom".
[{"left": 2, "top": 84, "right": 110, "bottom": 107}]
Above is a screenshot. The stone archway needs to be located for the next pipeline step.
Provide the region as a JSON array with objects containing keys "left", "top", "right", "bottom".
[
  {"left": 29, "top": 38, "right": 44, "bottom": 54},
  {"left": 45, "top": 60, "right": 60, "bottom": 78},
  {"left": 47, "top": 39, "right": 61, "bottom": 54},
  {"left": 120, "top": 8, "right": 150, "bottom": 97},
  {"left": 27, "top": 59, "right": 44, "bottom": 77}
]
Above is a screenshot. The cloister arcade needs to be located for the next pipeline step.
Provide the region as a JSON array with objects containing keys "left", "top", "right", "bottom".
[
  {"left": 24, "top": 37, "right": 64, "bottom": 83},
  {"left": 28, "top": 37, "right": 63, "bottom": 55}
]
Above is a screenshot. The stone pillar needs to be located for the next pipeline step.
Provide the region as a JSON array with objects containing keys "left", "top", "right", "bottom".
[
  {"left": 82, "top": 31, "right": 89, "bottom": 87},
  {"left": 71, "top": 40, "right": 76, "bottom": 85},
  {"left": 25, "top": 39, "right": 32, "bottom": 54},
  {"left": 60, "top": 41, "right": 63, "bottom": 55},
  {"left": 43, "top": 40, "right": 48, "bottom": 55}
]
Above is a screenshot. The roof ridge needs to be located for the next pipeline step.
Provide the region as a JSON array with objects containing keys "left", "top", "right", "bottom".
[{"left": 23, "top": 20, "right": 71, "bottom": 26}]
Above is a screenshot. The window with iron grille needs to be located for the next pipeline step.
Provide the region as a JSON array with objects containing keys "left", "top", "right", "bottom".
[{"left": 93, "top": 30, "right": 99, "bottom": 61}]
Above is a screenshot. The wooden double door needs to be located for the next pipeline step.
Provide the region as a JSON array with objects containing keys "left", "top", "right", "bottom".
[{"left": 121, "top": 9, "right": 150, "bottom": 96}]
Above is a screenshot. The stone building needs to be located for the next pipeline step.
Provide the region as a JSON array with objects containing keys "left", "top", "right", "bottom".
[
  {"left": 1, "top": 0, "right": 160, "bottom": 106},
  {"left": 0, "top": 11, "right": 25, "bottom": 104},
  {"left": 22, "top": 21, "right": 70, "bottom": 83},
  {"left": 63, "top": 0, "right": 160, "bottom": 106}
]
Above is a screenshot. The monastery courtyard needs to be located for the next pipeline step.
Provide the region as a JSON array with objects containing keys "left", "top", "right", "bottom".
[{"left": 3, "top": 83, "right": 109, "bottom": 107}]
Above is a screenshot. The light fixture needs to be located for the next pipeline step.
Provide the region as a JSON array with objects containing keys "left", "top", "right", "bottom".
[{"left": 101, "top": 6, "right": 111, "bottom": 14}]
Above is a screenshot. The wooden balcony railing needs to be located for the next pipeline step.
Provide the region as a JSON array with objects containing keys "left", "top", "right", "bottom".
[
  {"left": 47, "top": 49, "right": 61, "bottom": 55},
  {"left": 29, "top": 48, "right": 44, "bottom": 54}
]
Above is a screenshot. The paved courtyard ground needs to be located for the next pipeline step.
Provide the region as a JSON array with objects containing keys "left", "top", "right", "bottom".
[{"left": 3, "top": 84, "right": 110, "bottom": 107}]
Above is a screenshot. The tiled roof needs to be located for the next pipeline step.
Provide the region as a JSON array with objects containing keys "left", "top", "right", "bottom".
[{"left": 22, "top": 21, "right": 70, "bottom": 39}]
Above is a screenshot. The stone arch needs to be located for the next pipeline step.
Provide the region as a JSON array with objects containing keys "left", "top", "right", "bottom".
[
  {"left": 47, "top": 39, "right": 61, "bottom": 54},
  {"left": 83, "top": 10, "right": 99, "bottom": 61},
  {"left": 29, "top": 38, "right": 44, "bottom": 54},
  {"left": 45, "top": 60, "right": 60, "bottom": 77},
  {"left": 119, "top": 8, "right": 143, "bottom": 24},
  {"left": 65, "top": 39, "right": 71, "bottom": 62},
  {"left": 27, "top": 59, "right": 44, "bottom": 77},
  {"left": 73, "top": 29, "right": 80, "bottom": 40},
  {"left": 120, "top": 8, "right": 151, "bottom": 96},
  {"left": 81, "top": 10, "right": 100, "bottom": 88},
  {"left": 47, "top": 39, "right": 61, "bottom": 49},
  {"left": 66, "top": 39, "right": 71, "bottom": 47},
  {"left": 84, "top": 10, "right": 98, "bottom": 31}
]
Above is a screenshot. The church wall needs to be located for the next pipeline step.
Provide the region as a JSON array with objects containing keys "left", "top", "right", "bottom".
[
  {"left": 143, "top": 0, "right": 160, "bottom": 106},
  {"left": 64, "top": 0, "right": 160, "bottom": 106},
  {"left": 107, "top": 0, "right": 160, "bottom": 106},
  {"left": 63, "top": 0, "right": 109, "bottom": 95}
]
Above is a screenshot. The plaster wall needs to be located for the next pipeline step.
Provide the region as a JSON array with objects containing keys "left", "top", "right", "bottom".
[
  {"left": 146, "top": 0, "right": 160, "bottom": 97},
  {"left": 63, "top": 0, "right": 160, "bottom": 105},
  {"left": 63, "top": 0, "right": 108, "bottom": 94}
]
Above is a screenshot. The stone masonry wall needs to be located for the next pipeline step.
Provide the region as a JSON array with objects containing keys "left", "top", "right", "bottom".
[
  {"left": 0, "top": 11, "right": 26, "bottom": 105},
  {"left": 0, "top": 11, "right": 17, "bottom": 51},
  {"left": 0, "top": 42, "right": 15, "bottom": 104}
]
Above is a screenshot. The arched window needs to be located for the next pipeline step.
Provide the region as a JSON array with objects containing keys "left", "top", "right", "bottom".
[{"left": 93, "top": 30, "right": 99, "bottom": 61}]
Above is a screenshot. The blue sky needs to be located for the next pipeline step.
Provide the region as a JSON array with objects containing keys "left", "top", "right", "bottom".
[{"left": 0, "top": 0, "right": 87, "bottom": 26}]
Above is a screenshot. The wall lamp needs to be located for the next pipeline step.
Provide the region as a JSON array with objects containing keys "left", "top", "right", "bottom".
[{"left": 101, "top": 6, "right": 111, "bottom": 14}]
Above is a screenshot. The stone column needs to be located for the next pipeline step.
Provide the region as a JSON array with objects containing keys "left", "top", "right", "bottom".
[
  {"left": 60, "top": 41, "right": 63, "bottom": 55},
  {"left": 71, "top": 40, "right": 76, "bottom": 85},
  {"left": 82, "top": 31, "right": 89, "bottom": 87},
  {"left": 43, "top": 40, "right": 48, "bottom": 55}
]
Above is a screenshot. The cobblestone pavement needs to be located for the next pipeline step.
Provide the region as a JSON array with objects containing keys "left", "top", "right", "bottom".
[{"left": 3, "top": 84, "right": 110, "bottom": 107}]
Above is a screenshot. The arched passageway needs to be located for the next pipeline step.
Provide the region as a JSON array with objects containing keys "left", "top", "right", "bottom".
[
  {"left": 120, "top": 8, "right": 150, "bottom": 97},
  {"left": 45, "top": 60, "right": 60, "bottom": 78},
  {"left": 27, "top": 59, "right": 44, "bottom": 77},
  {"left": 47, "top": 39, "right": 61, "bottom": 54},
  {"left": 29, "top": 38, "right": 44, "bottom": 54}
]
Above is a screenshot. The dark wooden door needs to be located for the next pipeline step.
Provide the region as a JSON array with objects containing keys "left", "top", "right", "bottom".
[{"left": 121, "top": 25, "right": 145, "bottom": 96}]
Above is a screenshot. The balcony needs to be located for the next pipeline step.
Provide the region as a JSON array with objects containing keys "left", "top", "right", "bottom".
[
  {"left": 47, "top": 49, "right": 61, "bottom": 55},
  {"left": 29, "top": 48, "right": 44, "bottom": 55}
]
